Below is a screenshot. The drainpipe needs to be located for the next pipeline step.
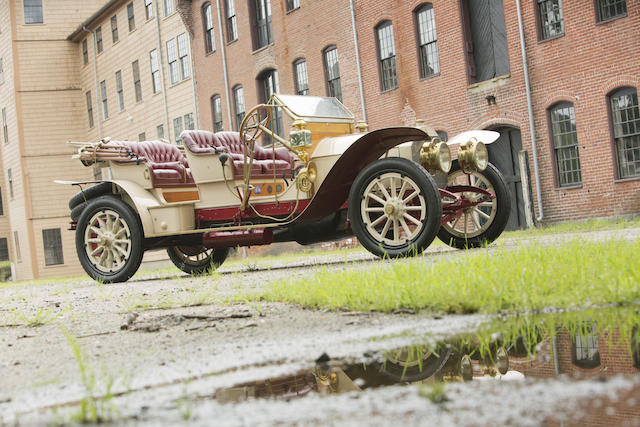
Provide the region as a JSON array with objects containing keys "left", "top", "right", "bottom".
[
  {"left": 216, "top": 0, "right": 233, "bottom": 129},
  {"left": 515, "top": 0, "right": 543, "bottom": 222},
  {"left": 349, "top": 0, "right": 367, "bottom": 122},
  {"left": 83, "top": 26, "right": 101, "bottom": 140},
  {"left": 154, "top": 1, "right": 171, "bottom": 140}
]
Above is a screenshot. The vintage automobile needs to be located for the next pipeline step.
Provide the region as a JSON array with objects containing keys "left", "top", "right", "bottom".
[{"left": 62, "top": 94, "right": 510, "bottom": 283}]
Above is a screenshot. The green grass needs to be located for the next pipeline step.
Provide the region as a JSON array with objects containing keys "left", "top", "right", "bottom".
[{"left": 247, "top": 238, "right": 640, "bottom": 314}]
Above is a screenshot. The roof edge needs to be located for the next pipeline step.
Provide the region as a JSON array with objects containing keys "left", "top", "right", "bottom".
[{"left": 67, "top": 0, "right": 121, "bottom": 41}]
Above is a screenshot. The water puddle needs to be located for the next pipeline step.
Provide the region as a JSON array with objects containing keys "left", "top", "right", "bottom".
[{"left": 214, "top": 307, "right": 640, "bottom": 424}]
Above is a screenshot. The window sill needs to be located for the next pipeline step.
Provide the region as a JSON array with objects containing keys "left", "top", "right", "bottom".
[
  {"left": 467, "top": 73, "right": 511, "bottom": 90},
  {"left": 205, "top": 49, "right": 217, "bottom": 57},
  {"left": 596, "top": 13, "right": 627, "bottom": 25},
  {"left": 112, "top": 40, "right": 120, "bottom": 47},
  {"left": 129, "top": 28, "right": 137, "bottom": 34},
  {"left": 162, "top": 12, "right": 176, "bottom": 21},
  {"left": 169, "top": 78, "right": 191, "bottom": 89},
  {"left": 538, "top": 33, "right": 565, "bottom": 44},
  {"left": 614, "top": 175, "right": 640, "bottom": 184},
  {"left": 286, "top": 6, "right": 300, "bottom": 15},
  {"left": 252, "top": 43, "right": 274, "bottom": 55},
  {"left": 380, "top": 86, "right": 399, "bottom": 95},
  {"left": 44, "top": 263, "right": 65, "bottom": 268},
  {"left": 227, "top": 38, "right": 238, "bottom": 46},
  {"left": 555, "top": 183, "right": 582, "bottom": 190},
  {"left": 419, "top": 72, "right": 440, "bottom": 82}
]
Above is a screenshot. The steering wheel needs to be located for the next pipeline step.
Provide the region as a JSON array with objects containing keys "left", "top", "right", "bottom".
[{"left": 239, "top": 104, "right": 272, "bottom": 144}]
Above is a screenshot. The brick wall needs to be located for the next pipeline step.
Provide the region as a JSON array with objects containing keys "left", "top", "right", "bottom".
[{"left": 185, "top": 0, "right": 640, "bottom": 223}]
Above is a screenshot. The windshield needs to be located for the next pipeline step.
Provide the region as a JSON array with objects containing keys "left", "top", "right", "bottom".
[{"left": 272, "top": 94, "right": 354, "bottom": 121}]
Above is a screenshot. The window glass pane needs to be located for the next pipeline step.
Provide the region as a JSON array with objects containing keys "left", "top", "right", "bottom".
[
  {"left": 204, "top": 4, "right": 215, "bottom": 53},
  {"left": 132, "top": 60, "right": 142, "bottom": 102},
  {"left": 377, "top": 22, "right": 397, "bottom": 91},
  {"left": 164, "top": 0, "right": 173, "bottom": 16},
  {"left": 599, "top": 0, "right": 626, "bottom": 21},
  {"left": 226, "top": 0, "right": 238, "bottom": 41},
  {"left": 611, "top": 88, "right": 640, "bottom": 178},
  {"left": 255, "top": 0, "right": 273, "bottom": 48},
  {"left": 157, "top": 124, "right": 165, "bottom": 139},
  {"left": 145, "top": 0, "right": 154, "bottom": 19},
  {"left": 324, "top": 48, "right": 342, "bottom": 101},
  {"left": 0, "top": 238, "right": 8, "bottom": 261},
  {"left": 24, "top": 0, "right": 43, "bottom": 24},
  {"left": 177, "top": 34, "right": 190, "bottom": 79},
  {"left": 184, "top": 113, "right": 194, "bottom": 130},
  {"left": 96, "top": 27, "right": 103, "bottom": 53},
  {"left": 212, "top": 96, "right": 223, "bottom": 132},
  {"left": 294, "top": 60, "right": 309, "bottom": 95},
  {"left": 416, "top": 4, "right": 439, "bottom": 78},
  {"left": 100, "top": 80, "right": 108, "bottom": 119},
  {"left": 234, "top": 86, "right": 245, "bottom": 129},
  {"left": 173, "top": 116, "right": 183, "bottom": 144},
  {"left": 127, "top": 2, "right": 136, "bottom": 31},
  {"left": 538, "top": 0, "right": 564, "bottom": 39},
  {"left": 42, "top": 228, "right": 64, "bottom": 266},
  {"left": 111, "top": 15, "right": 119, "bottom": 43},
  {"left": 550, "top": 103, "right": 581, "bottom": 186},
  {"left": 86, "top": 91, "right": 94, "bottom": 128}
]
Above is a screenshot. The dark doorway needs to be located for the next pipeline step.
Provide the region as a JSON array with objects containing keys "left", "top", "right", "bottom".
[{"left": 487, "top": 126, "right": 525, "bottom": 230}]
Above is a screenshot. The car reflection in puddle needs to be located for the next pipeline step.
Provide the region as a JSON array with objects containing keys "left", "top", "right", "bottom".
[{"left": 214, "top": 307, "right": 640, "bottom": 423}]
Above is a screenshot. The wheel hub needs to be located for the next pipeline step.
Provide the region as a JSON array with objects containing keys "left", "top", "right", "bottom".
[{"left": 384, "top": 198, "right": 405, "bottom": 220}]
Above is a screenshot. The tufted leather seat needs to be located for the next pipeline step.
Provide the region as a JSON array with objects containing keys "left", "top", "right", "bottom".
[
  {"left": 180, "top": 130, "right": 295, "bottom": 179},
  {"left": 105, "top": 140, "right": 196, "bottom": 188}
]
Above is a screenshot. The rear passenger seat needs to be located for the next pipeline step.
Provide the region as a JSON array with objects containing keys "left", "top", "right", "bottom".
[
  {"left": 180, "top": 130, "right": 296, "bottom": 179},
  {"left": 105, "top": 140, "right": 196, "bottom": 188}
]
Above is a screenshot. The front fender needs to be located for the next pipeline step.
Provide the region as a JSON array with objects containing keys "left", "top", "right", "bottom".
[
  {"left": 110, "top": 179, "right": 159, "bottom": 237},
  {"left": 299, "top": 127, "right": 429, "bottom": 221}
]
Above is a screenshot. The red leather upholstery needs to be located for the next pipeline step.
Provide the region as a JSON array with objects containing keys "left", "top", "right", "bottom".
[
  {"left": 105, "top": 140, "right": 195, "bottom": 188},
  {"left": 181, "top": 130, "right": 295, "bottom": 179}
]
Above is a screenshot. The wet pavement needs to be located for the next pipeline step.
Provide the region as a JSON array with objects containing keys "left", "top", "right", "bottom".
[{"left": 1, "top": 228, "right": 640, "bottom": 425}]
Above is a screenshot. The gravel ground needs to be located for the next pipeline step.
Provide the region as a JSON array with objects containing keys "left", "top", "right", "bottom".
[{"left": 1, "top": 227, "right": 640, "bottom": 425}]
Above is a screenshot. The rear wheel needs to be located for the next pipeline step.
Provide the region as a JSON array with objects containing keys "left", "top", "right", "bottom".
[
  {"left": 76, "top": 196, "right": 144, "bottom": 283},
  {"left": 348, "top": 158, "right": 442, "bottom": 258},
  {"left": 167, "top": 246, "right": 229, "bottom": 275},
  {"left": 438, "top": 160, "right": 511, "bottom": 249}
]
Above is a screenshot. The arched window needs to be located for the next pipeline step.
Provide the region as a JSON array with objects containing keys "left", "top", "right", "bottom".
[
  {"left": 571, "top": 322, "right": 601, "bottom": 369},
  {"left": 293, "top": 58, "right": 309, "bottom": 96},
  {"left": 549, "top": 102, "right": 581, "bottom": 186},
  {"left": 414, "top": 4, "right": 439, "bottom": 78},
  {"left": 375, "top": 21, "right": 398, "bottom": 91},
  {"left": 225, "top": 0, "right": 238, "bottom": 42},
  {"left": 211, "top": 94, "right": 223, "bottom": 132},
  {"left": 609, "top": 87, "right": 640, "bottom": 179},
  {"left": 202, "top": 3, "right": 216, "bottom": 54},
  {"left": 323, "top": 46, "right": 341, "bottom": 101},
  {"left": 257, "top": 69, "right": 282, "bottom": 137},
  {"left": 232, "top": 85, "right": 245, "bottom": 131}
]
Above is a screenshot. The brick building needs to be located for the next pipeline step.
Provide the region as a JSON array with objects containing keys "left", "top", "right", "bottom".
[
  {"left": 179, "top": 0, "right": 640, "bottom": 227},
  {"left": 0, "top": 0, "right": 195, "bottom": 280}
]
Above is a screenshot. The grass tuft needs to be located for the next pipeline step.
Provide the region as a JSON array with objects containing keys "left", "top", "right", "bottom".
[{"left": 251, "top": 239, "right": 640, "bottom": 314}]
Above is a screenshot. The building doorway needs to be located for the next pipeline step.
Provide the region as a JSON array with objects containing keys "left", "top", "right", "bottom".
[{"left": 487, "top": 126, "right": 526, "bottom": 230}]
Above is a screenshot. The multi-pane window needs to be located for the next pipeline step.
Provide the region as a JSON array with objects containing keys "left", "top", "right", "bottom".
[
  {"left": 7, "top": 169, "right": 13, "bottom": 198},
  {"left": 538, "top": 0, "right": 564, "bottom": 40},
  {"left": 82, "top": 39, "right": 88, "bottom": 64},
  {"left": 550, "top": 102, "right": 581, "bottom": 186},
  {"left": 144, "top": 0, "right": 153, "bottom": 19},
  {"left": 0, "top": 59, "right": 3, "bottom": 84},
  {"left": 573, "top": 322, "right": 601, "bottom": 369},
  {"left": 323, "top": 46, "right": 342, "bottom": 101},
  {"left": 111, "top": 15, "right": 119, "bottom": 43},
  {"left": 127, "top": 2, "right": 136, "bottom": 31},
  {"left": 157, "top": 124, "right": 165, "bottom": 140},
  {"left": 0, "top": 188, "right": 3, "bottom": 216},
  {"left": 177, "top": 33, "right": 190, "bottom": 79},
  {"left": 100, "top": 80, "right": 109, "bottom": 120},
  {"left": 293, "top": 59, "right": 309, "bottom": 95},
  {"left": 173, "top": 116, "right": 183, "bottom": 144},
  {"left": 254, "top": 0, "right": 273, "bottom": 49},
  {"left": 598, "top": 0, "right": 626, "bottom": 21},
  {"left": 225, "top": 0, "right": 238, "bottom": 42},
  {"left": 233, "top": 85, "right": 245, "bottom": 130},
  {"left": 2, "top": 108, "right": 7, "bottom": 143},
  {"left": 203, "top": 3, "right": 216, "bottom": 54},
  {"left": 610, "top": 87, "right": 640, "bottom": 179},
  {"left": 132, "top": 60, "right": 142, "bottom": 102},
  {"left": 24, "top": 0, "right": 43, "bottom": 24},
  {"left": 164, "top": 0, "right": 173, "bottom": 16},
  {"left": 184, "top": 113, "right": 194, "bottom": 130},
  {"left": 138, "top": 132, "right": 146, "bottom": 141},
  {"left": 85, "top": 91, "right": 94, "bottom": 128},
  {"left": 115, "top": 70, "right": 124, "bottom": 111},
  {"left": 42, "top": 228, "right": 64, "bottom": 266},
  {"left": 415, "top": 4, "right": 439, "bottom": 78},
  {"left": 0, "top": 238, "right": 7, "bottom": 261},
  {"left": 286, "top": 0, "right": 300, "bottom": 12},
  {"left": 258, "top": 69, "right": 282, "bottom": 137},
  {"left": 167, "top": 39, "right": 179, "bottom": 84},
  {"left": 376, "top": 21, "right": 398, "bottom": 91},
  {"left": 150, "top": 49, "right": 161, "bottom": 93},
  {"left": 211, "top": 95, "right": 223, "bottom": 132},
  {"left": 96, "top": 27, "right": 103, "bottom": 53}
]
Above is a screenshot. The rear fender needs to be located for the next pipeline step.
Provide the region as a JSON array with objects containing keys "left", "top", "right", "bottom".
[
  {"left": 109, "top": 179, "right": 159, "bottom": 237},
  {"left": 299, "top": 127, "right": 429, "bottom": 221}
]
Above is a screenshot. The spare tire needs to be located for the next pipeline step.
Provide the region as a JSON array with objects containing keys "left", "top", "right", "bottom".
[
  {"left": 70, "top": 201, "right": 88, "bottom": 221},
  {"left": 68, "top": 182, "right": 112, "bottom": 210}
]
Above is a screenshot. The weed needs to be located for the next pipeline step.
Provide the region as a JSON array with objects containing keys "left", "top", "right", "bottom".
[
  {"left": 14, "top": 307, "right": 68, "bottom": 327},
  {"left": 419, "top": 382, "right": 448, "bottom": 404}
]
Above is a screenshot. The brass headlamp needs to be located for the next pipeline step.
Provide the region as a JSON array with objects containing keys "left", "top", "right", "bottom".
[
  {"left": 420, "top": 137, "right": 452, "bottom": 174},
  {"left": 457, "top": 138, "right": 488, "bottom": 173}
]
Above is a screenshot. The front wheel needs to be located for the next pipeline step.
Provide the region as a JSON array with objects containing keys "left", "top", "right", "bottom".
[
  {"left": 167, "top": 246, "right": 229, "bottom": 275},
  {"left": 348, "top": 157, "right": 442, "bottom": 258},
  {"left": 438, "top": 160, "right": 511, "bottom": 249},
  {"left": 75, "top": 196, "right": 144, "bottom": 283}
]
